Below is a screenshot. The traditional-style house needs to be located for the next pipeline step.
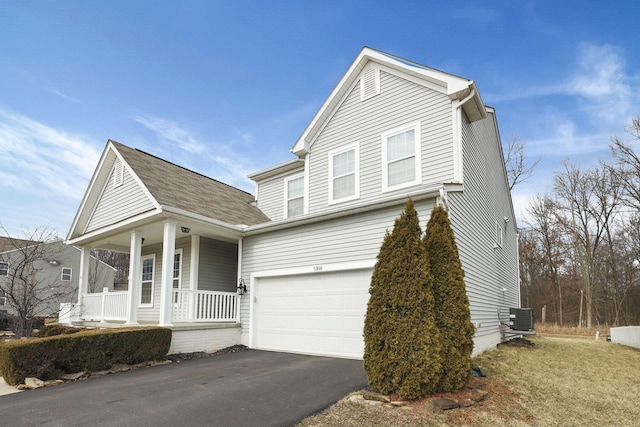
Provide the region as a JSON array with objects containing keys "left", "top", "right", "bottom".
[{"left": 65, "top": 47, "right": 519, "bottom": 357}]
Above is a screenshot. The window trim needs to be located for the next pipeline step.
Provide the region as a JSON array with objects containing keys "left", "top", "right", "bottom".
[
  {"left": 61, "top": 267, "right": 72, "bottom": 281},
  {"left": 139, "top": 254, "right": 156, "bottom": 308},
  {"left": 381, "top": 122, "right": 422, "bottom": 193},
  {"left": 328, "top": 144, "right": 360, "bottom": 205},
  {"left": 172, "top": 249, "right": 183, "bottom": 305},
  {"left": 284, "top": 173, "right": 305, "bottom": 218}
]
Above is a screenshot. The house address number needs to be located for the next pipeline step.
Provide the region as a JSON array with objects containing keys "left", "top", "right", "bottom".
[{"left": 313, "top": 266, "right": 323, "bottom": 272}]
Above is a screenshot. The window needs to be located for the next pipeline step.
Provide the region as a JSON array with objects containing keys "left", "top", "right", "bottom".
[
  {"left": 285, "top": 175, "right": 304, "bottom": 218},
  {"left": 382, "top": 122, "right": 422, "bottom": 192},
  {"left": 329, "top": 145, "right": 359, "bottom": 204},
  {"left": 0, "top": 262, "right": 8, "bottom": 277},
  {"left": 0, "top": 288, "right": 5, "bottom": 307},
  {"left": 61, "top": 268, "right": 72, "bottom": 281},
  {"left": 173, "top": 249, "right": 182, "bottom": 303},
  {"left": 495, "top": 222, "right": 503, "bottom": 248},
  {"left": 140, "top": 254, "right": 155, "bottom": 307}
]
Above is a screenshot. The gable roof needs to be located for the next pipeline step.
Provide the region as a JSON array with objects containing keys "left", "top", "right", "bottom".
[
  {"left": 111, "top": 141, "right": 270, "bottom": 226},
  {"left": 291, "top": 46, "right": 486, "bottom": 156},
  {"left": 0, "top": 236, "right": 37, "bottom": 253},
  {"left": 67, "top": 141, "right": 270, "bottom": 241}
]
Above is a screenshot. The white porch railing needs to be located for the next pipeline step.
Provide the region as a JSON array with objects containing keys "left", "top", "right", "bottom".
[
  {"left": 78, "top": 288, "right": 239, "bottom": 324},
  {"left": 172, "top": 289, "right": 239, "bottom": 322},
  {"left": 82, "top": 287, "right": 128, "bottom": 322}
]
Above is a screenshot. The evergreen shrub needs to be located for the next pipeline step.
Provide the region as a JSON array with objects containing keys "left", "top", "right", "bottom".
[
  {"left": 424, "top": 205, "right": 475, "bottom": 392},
  {"left": 363, "top": 198, "right": 442, "bottom": 399},
  {"left": 0, "top": 327, "right": 171, "bottom": 385}
]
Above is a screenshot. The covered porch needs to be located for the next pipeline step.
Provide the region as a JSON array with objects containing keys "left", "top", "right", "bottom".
[{"left": 69, "top": 214, "right": 248, "bottom": 328}]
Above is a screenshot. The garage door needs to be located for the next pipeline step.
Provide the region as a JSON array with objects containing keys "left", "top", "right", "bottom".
[{"left": 252, "top": 269, "right": 372, "bottom": 359}]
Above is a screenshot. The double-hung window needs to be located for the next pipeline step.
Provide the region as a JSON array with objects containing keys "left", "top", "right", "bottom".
[
  {"left": 0, "top": 262, "right": 8, "bottom": 277},
  {"left": 140, "top": 254, "right": 155, "bottom": 307},
  {"left": 285, "top": 175, "right": 305, "bottom": 218},
  {"left": 329, "top": 144, "right": 359, "bottom": 204},
  {"left": 61, "top": 268, "right": 72, "bottom": 281},
  {"left": 382, "top": 122, "right": 421, "bottom": 191},
  {"left": 495, "top": 222, "right": 504, "bottom": 248}
]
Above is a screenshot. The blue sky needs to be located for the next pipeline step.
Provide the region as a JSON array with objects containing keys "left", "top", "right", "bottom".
[{"left": 1, "top": 1, "right": 639, "bottom": 237}]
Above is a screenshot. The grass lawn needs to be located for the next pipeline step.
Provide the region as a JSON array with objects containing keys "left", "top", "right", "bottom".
[{"left": 298, "top": 332, "right": 640, "bottom": 426}]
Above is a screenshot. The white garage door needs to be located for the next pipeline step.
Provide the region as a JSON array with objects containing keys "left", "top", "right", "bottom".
[{"left": 252, "top": 269, "right": 372, "bottom": 359}]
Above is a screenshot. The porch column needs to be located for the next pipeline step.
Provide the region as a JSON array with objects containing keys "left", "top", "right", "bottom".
[
  {"left": 125, "top": 231, "right": 143, "bottom": 325},
  {"left": 188, "top": 235, "right": 200, "bottom": 320},
  {"left": 159, "top": 221, "right": 176, "bottom": 326},
  {"left": 77, "top": 246, "right": 90, "bottom": 319}
]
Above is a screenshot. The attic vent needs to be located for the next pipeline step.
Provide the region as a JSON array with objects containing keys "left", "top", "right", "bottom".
[
  {"left": 113, "top": 158, "right": 124, "bottom": 188},
  {"left": 360, "top": 67, "right": 380, "bottom": 101}
]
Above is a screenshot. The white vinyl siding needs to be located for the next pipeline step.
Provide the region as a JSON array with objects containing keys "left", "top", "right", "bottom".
[
  {"left": 140, "top": 254, "right": 155, "bottom": 307},
  {"left": 382, "top": 122, "right": 421, "bottom": 191},
  {"left": 86, "top": 166, "right": 155, "bottom": 233},
  {"left": 446, "top": 111, "right": 519, "bottom": 355},
  {"left": 240, "top": 198, "right": 437, "bottom": 347},
  {"left": 285, "top": 175, "right": 305, "bottom": 218},
  {"left": 61, "top": 268, "right": 72, "bottom": 281},
  {"left": 305, "top": 70, "right": 453, "bottom": 214},
  {"left": 329, "top": 144, "right": 359, "bottom": 204}
]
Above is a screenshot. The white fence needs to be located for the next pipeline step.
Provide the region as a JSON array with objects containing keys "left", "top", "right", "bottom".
[
  {"left": 610, "top": 326, "right": 640, "bottom": 350},
  {"left": 82, "top": 287, "right": 128, "bottom": 322},
  {"left": 77, "top": 288, "right": 238, "bottom": 323}
]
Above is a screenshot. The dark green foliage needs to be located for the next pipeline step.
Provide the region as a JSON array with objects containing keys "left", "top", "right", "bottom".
[
  {"left": 364, "top": 198, "right": 442, "bottom": 399},
  {"left": 424, "top": 205, "right": 475, "bottom": 392},
  {"left": 0, "top": 327, "right": 171, "bottom": 385},
  {"left": 36, "top": 324, "right": 81, "bottom": 337}
]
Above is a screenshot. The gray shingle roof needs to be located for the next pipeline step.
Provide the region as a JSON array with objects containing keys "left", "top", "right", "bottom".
[{"left": 111, "top": 141, "right": 271, "bottom": 226}]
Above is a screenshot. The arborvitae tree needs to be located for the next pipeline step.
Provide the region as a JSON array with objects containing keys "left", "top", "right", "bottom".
[
  {"left": 363, "top": 198, "right": 442, "bottom": 399},
  {"left": 424, "top": 205, "right": 475, "bottom": 392}
]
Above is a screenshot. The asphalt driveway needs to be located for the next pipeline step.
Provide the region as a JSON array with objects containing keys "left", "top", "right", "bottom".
[{"left": 0, "top": 349, "right": 367, "bottom": 427}]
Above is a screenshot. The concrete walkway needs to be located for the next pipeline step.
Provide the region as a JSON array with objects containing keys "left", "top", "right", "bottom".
[{"left": 0, "top": 350, "right": 367, "bottom": 426}]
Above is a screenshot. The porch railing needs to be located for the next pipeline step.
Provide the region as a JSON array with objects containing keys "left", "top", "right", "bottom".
[
  {"left": 172, "top": 289, "right": 239, "bottom": 322},
  {"left": 78, "top": 288, "right": 239, "bottom": 323},
  {"left": 82, "top": 287, "right": 128, "bottom": 322}
]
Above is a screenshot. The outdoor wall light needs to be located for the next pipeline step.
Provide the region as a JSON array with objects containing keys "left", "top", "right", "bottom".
[
  {"left": 181, "top": 226, "right": 190, "bottom": 233},
  {"left": 48, "top": 260, "right": 59, "bottom": 266},
  {"left": 237, "top": 278, "right": 247, "bottom": 295}
]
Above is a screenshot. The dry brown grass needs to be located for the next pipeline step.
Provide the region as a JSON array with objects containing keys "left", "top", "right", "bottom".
[
  {"left": 298, "top": 335, "right": 640, "bottom": 426},
  {"left": 535, "top": 323, "right": 610, "bottom": 338}
]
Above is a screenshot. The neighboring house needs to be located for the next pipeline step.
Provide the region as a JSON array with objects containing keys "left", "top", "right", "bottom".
[
  {"left": 0, "top": 238, "right": 116, "bottom": 317},
  {"left": 65, "top": 47, "right": 520, "bottom": 358}
]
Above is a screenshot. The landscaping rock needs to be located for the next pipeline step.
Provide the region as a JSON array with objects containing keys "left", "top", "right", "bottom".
[
  {"left": 362, "top": 391, "right": 390, "bottom": 403},
  {"left": 61, "top": 372, "right": 85, "bottom": 380},
  {"left": 470, "top": 388, "right": 489, "bottom": 402},
  {"left": 431, "top": 398, "right": 461, "bottom": 411},
  {"left": 44, "top": 380, "right": 64, "bottom": 387},
  {"left": 24, "top": 377, "right": 44, "bottom": 389}
]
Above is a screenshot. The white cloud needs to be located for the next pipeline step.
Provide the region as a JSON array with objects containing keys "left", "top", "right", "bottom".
[
  {"left": 133, "top": 115, "right": 207, "bottom": 155},
  {"left": 0, "top": 108, "right": 100, "bottom": 197},
  {"left": 0, "top": 108, "right": 102, "bottom": 235}
]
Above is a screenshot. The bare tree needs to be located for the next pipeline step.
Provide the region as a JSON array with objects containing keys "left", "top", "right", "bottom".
[
  {"left": 554, "top": 162, "right": 621, "bottom": 328},
  {"left": 0, "top": 226, "right": 76, "bottom": 337},
  {"left": 505, "top": 134, "right": 540, "bottom": 190}
]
